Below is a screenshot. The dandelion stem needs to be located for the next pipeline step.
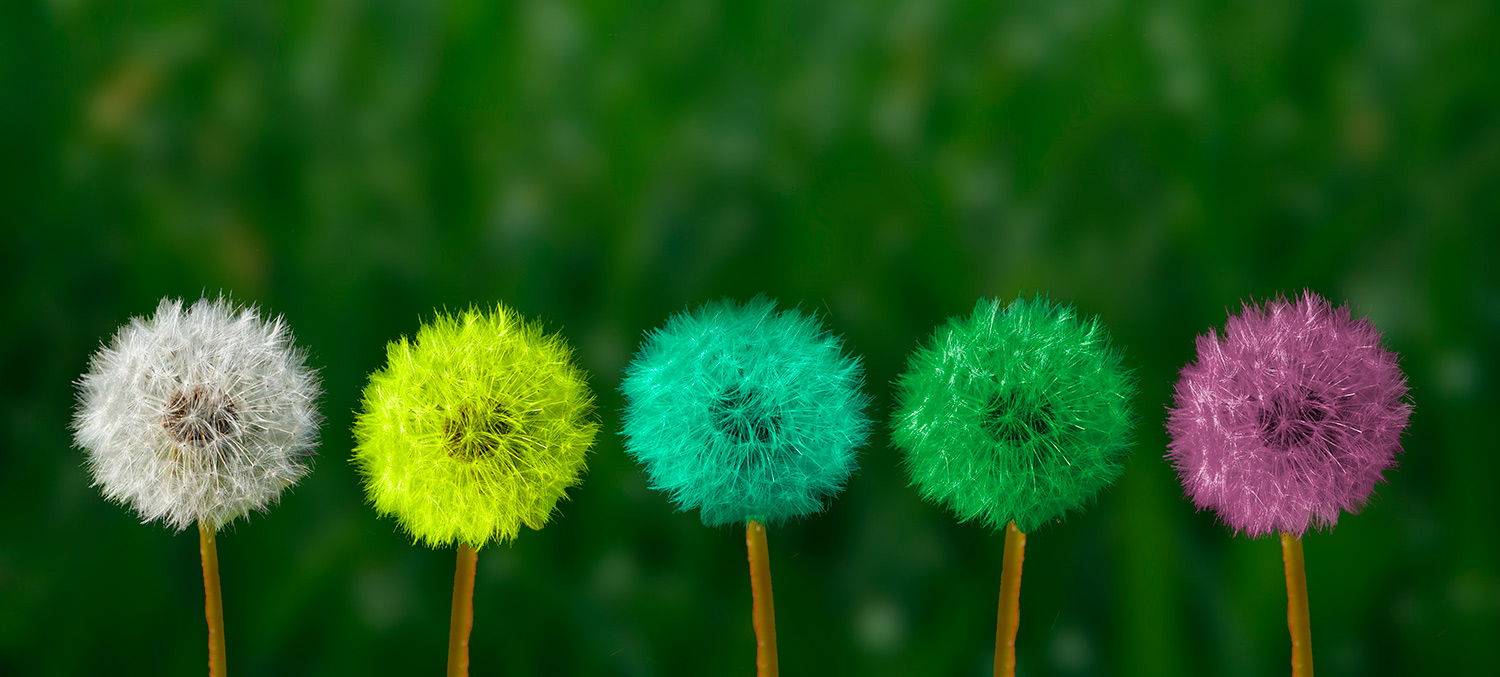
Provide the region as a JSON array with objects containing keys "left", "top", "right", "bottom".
[
  {"left": 447, "top": 544, "right": 478, "bottom": 677},
  {"left": 994, "top": 520, "right": 1026, "bottom": 677},
  {"left": 198, "top": 521, "right": 227, "bottom": 677},
  {"left": 1282, "top": 532, "right": 1314, "bottom": 677},
  {"left": 746, "top": 520, "right": 778, "bottom": 677}
]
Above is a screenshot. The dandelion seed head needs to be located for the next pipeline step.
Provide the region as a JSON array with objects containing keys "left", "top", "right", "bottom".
[
  {"left": 891, "top": 296, "right": 1138, "bottom": 534},
  {"left": 351, "top": 304, "right": 598, "bottom": 549},
  {"left": 1166, "top": 291, "right": 1412, "bottom": 537},
  {"left": 620, "top": 296, "right": 872, "bottom": 527},
  {"left": 73, "top": 296, "right": 322, "bottom": 531}
]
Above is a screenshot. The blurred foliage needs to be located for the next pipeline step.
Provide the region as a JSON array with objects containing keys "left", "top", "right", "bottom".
[{"left": 2, "top": 0, "right": 1498, "bottom": 675}]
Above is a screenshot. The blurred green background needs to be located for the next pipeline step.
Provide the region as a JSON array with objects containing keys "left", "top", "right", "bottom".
[{"left": 2, "top": 0, "right": 1497, "bottom": 675}]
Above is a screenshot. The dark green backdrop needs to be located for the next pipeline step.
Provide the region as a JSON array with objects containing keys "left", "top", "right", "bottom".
[{"left": 2, "top": 0, "right": 1497, "bottom": 675}]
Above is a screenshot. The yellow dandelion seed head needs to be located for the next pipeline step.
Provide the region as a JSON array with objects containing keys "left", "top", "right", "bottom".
[{"left": 352, "top": 304, "right": 598, "bottom": 549}]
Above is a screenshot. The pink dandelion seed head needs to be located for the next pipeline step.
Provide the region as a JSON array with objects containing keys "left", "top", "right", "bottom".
[{"left": 1166, "top": 291, "right": 1411, "bottom": 538}]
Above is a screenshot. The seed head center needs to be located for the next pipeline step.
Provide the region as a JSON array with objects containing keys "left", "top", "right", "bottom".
[
  {"left": 162, "top": 387, "right": 239, "bottom": 446},
  {"left": 711, "top": 386, "right": 782, "bottom": 446},
  {"left": 445, "top": 403, "right": 514, "bottom": 462},
  {"left": 982, "top": 390, "right": 1056, "bottom": 445},
  {"left": 1257, "top": 391, "right": 1332, "bottom": 451}
]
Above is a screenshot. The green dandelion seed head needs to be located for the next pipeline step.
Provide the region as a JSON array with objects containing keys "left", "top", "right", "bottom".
[
  {"left": 352, "top": 304, "right": 598, "bottom": 549},
  {"left": 620, "top": 296, "right": 872, "bottom": 527},
  {"left": 891, "top": 296, "right": 1137, "bottom": 533}
]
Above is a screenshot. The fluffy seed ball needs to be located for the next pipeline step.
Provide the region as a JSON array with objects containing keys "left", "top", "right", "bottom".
[
  {"left": 352, "top": 304, "right": 598, "bottom": 549},
  {"left": 891, "top": 297, "right": 1137, "bottom": 534},
  {"left": 1166, "top": 292, "right": 1411, "bottom": 537},
  {"left": 621, "top": 296, "right": 872, "bottom": 527},
  {"left": 73, "top": 296, "right": 322, "bottom": 531}
]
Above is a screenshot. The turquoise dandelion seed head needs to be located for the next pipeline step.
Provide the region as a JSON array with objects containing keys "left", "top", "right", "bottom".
[
  {"left": 891, "top": 296, "right": 1138, "bottom": 533},
  {"left": 620, "top": 296, "right": 873, "bottom": 527}
]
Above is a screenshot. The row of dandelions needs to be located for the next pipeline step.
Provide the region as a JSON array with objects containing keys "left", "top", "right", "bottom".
[
  {"left": 73, "top": 298, "right": 599, "bottom": 677},
  {"left": 72, "top": 291, "right": 1410, "bottom": 677}
]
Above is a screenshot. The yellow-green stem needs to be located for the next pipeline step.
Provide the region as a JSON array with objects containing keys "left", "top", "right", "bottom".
[
  {"left": 198, "top": 521, "right": 227, "bottom": 677},
  {"left": 746, "top": 520, "right": 779, "bottom": 677},
  {"left": 1282, "top": 532, "right": 1314, "bottom": 677},
  {"left": 994, "top": 520, "right": 1026, "bottom": 677},
  {"left": 447, "top": 544, "right": 478, "bottom": 677}
]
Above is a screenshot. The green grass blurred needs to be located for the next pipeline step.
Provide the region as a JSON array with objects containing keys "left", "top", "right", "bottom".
[{"left": 2, "top": 0, "right": 1497, "bottom": 675}]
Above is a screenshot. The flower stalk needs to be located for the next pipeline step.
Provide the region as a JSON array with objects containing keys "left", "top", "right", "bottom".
[
  {"left": 1282, "top": 533, "right": 1314, "bottom": 677},
  {"left": 994, "top": 521, "right": 1026, "bottom": 677},
  {"left": 199, "top": 521, "right": 227, "bottom": 677},
  {"left": 746, "top": 520, "right": 778, "bottom": 677},
  {"left": 447, "top": 544, "right": 478, "bottom": 677}
]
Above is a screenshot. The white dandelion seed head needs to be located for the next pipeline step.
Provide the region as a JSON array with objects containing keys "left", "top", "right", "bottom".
[{"left": 72, "top": 295, "right": 322, "bottom": 531}]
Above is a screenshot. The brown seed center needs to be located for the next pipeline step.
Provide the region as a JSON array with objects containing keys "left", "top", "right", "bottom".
[{"left": 162, "top": 387, "right": 239, "bottom": 446}]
